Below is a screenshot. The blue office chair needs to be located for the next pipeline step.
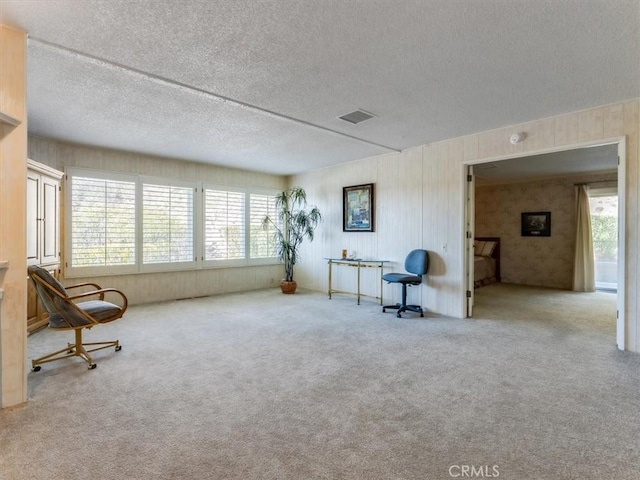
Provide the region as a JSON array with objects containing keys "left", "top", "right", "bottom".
[{"left": 382, "top": 249, "right": 429, "bottom": 318}]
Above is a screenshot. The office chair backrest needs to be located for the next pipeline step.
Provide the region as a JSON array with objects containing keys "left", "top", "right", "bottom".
[
  {"left": 28, "top": 265, "right": 67, "bottom": 310},
  {"left": 28, "top": 265, "right": 93, "bottom": 328},
  {"left": 404, "top": 249, "right": 429, "bottom": 276}
]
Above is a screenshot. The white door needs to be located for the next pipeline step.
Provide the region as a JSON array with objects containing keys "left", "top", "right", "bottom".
[
  {"left": 465, "top": 165, "right": 475, "bottom": 316},
  {"left": 26, "top": 172, "right": 41, "bottom": 265},
  {"left": 41, "top": 175, "right": 60, "bottom": 265}
]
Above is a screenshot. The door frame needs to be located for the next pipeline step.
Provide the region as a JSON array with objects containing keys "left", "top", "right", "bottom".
[
  {"left": 465, "top": 164, "right": 475, "bottom": 316},
  {"left": 462, "top": 136, "right": 627, "bottom": 350}
]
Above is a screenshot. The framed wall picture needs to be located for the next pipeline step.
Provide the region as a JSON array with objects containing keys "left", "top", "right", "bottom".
[
  {"left": 343, "top": 183, "right": 374, "bottom": 232},
  {"left": 521, "top": 211, "right": 551, "bottom": 237}
]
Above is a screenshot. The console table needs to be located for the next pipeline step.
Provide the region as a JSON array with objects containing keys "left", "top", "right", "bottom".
[{"left": 325, "top": 258, "right": 388, "bottom": 305}]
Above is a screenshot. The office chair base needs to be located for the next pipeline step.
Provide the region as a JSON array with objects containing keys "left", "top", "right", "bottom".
[
  {"left": 382, "top": 303, "right": 424, "bottom": 318},
  {"left": 32, "top": 329, "right": 121, "bottom": 371}
]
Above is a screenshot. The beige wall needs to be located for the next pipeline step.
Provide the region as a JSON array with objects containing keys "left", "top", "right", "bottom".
[
  {"left": 28, "top": 136, "right": 288, "bottom": 305},
  {"left": 0, "top": 25, "right": 27, "bottom": 408},
  {"left": 292, "top": 100, "right": 640, "bottom": 352},
  {"left": 476, "top": 173, "right": 617, "bottom": 289}
]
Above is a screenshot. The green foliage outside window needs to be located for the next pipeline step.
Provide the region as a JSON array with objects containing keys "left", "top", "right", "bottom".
[{"left": 591, "top": 215, "right": 617, "bottom": 261}]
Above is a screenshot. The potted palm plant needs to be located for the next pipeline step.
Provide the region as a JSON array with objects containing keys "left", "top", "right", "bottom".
[{"left": 263, "top": 186, "right": 322, "bottom": 294}]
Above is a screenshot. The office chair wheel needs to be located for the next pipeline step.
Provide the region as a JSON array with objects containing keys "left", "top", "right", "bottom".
[
  {"left": 115, "top": 345, "right": 122, "bottom": 351},
  {"left": 88, "top": 363, "right": 97, "bottom": 370},
  {"left": 396, "top": 313, "right": 402, "bottom": 318},
  {"left": 32, "top": 366, "right": 41, "bottom": 372},
  {"left": 382, "top": 308, "right": 386, "bottom": 312}
]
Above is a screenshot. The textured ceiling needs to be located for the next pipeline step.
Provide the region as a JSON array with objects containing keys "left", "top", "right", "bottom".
[
  {"left": 1, "top": 0, "right": 639, "bottom": 175},
  {"left": 474, "top": 144, "right": 619, "bottom": 185}
]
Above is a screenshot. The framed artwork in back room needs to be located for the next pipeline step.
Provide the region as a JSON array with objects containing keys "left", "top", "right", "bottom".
[{"left": 521, "top": 211, "right": 551, "bottom": 237}]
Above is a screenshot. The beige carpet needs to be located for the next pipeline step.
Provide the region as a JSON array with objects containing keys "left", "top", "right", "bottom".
[{"left": 1, "top": 283, "right": 639, "bottom": 480}]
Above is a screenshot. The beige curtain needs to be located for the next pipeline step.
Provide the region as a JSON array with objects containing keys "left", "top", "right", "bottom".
[{"left": 573, "top": 185, "right": 595, "bottom": 292}]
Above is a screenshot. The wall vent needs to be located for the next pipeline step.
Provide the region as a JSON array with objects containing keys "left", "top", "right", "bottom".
[{"left": 338, "top": 109, "right": 376, "bottom": 125}]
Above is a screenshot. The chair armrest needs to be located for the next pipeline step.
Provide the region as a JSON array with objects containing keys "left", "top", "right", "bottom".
[
  {"left": 66, "top": 283, "right": 105, "bottom": 300},
  {"left": 66, "top": 282, "right": 102, "bottom": 291},
  {"left": 68, "top": 288, "right": 128, "bottom": 310}
]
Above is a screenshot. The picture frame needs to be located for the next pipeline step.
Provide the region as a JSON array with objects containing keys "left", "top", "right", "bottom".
[
  {"left": 521, "top": 211, "right": 551, "bottom": 237},
  {"left": 343, "top": 183, "right": 374, "bottom": 232}
]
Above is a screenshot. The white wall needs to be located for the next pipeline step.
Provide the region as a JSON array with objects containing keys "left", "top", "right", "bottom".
[
  {"left": 28, "top": 136, "right": 288, "bottom": 305},
  {"left": 292, "top": 148, "right": 425, "bottom": 309},
  {"left": 292, "top": 100, "right": 640, "bottom": 353}
]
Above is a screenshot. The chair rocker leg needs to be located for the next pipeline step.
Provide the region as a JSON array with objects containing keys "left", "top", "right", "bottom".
[{"left": 32, "top": 329, "right": 121, "bottom": 371}]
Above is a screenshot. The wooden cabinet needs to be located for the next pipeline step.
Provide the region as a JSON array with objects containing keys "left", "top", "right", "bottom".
[{"left": 27, "top": 159, "right": 63, "bottom": 334}]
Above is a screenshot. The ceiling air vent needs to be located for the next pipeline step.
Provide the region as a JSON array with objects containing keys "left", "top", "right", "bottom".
[{"left": 338, "top": 109, "right": 376, "bottom": 125}]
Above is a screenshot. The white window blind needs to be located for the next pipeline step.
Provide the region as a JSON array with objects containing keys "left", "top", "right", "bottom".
[
  {"left": 250, "top": 193, "right": 279, "bottom": 259},
  {"left": 70, "top": 176, "right": 136, "bottom": 267},
  {"left": 143, "top": 183, "right": 194, "bottom": 264},
  {"left": 66, "top": 167, "right": 280, "bottom": 276},
  {"left": 204, "top": 189, "right": 246, "bottom": 260}
]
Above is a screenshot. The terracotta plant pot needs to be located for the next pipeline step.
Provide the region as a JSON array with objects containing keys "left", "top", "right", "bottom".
[{"left": 280, "top": 280, "right": 297, "bottom": 294}]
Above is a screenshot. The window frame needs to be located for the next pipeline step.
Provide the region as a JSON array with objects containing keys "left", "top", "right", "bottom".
[
  {"left": 202, "top": 184, "right": 248, "bottom": 268},
  {"left": 248, "top": 188, "right": 283, "bottom": 264},
  {"left": 64, "top": 168, "right": 139, "bottom": 278},
  {"left": 140, "top": 175, "right": 199, "bottom": 274},
  {"left": 64, "top": 167, "right": 281, "bottom": 278}
]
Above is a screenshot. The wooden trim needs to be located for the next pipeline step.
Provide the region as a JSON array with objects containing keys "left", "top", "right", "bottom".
[
  {"left": 27, "top": 159, "right": 63, "bottom": 179},
  {"left": 0, "top": 111, "right": 20, "bottom": 128}
]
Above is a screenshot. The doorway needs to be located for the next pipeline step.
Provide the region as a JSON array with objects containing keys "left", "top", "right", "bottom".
[{"left": 463, "top": 138, "right": 626, "bottom": 349}]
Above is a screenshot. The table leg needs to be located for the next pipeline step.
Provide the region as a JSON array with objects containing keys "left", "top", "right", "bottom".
[
  {"left": 379, "top": 261, "right": 384, "bottom": 305},
  {"left": 328, "top": 261, "right": 332, "bottom": 299},
  {"left": 357, "top": 262, "right": 361, "bottom": 305}
]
